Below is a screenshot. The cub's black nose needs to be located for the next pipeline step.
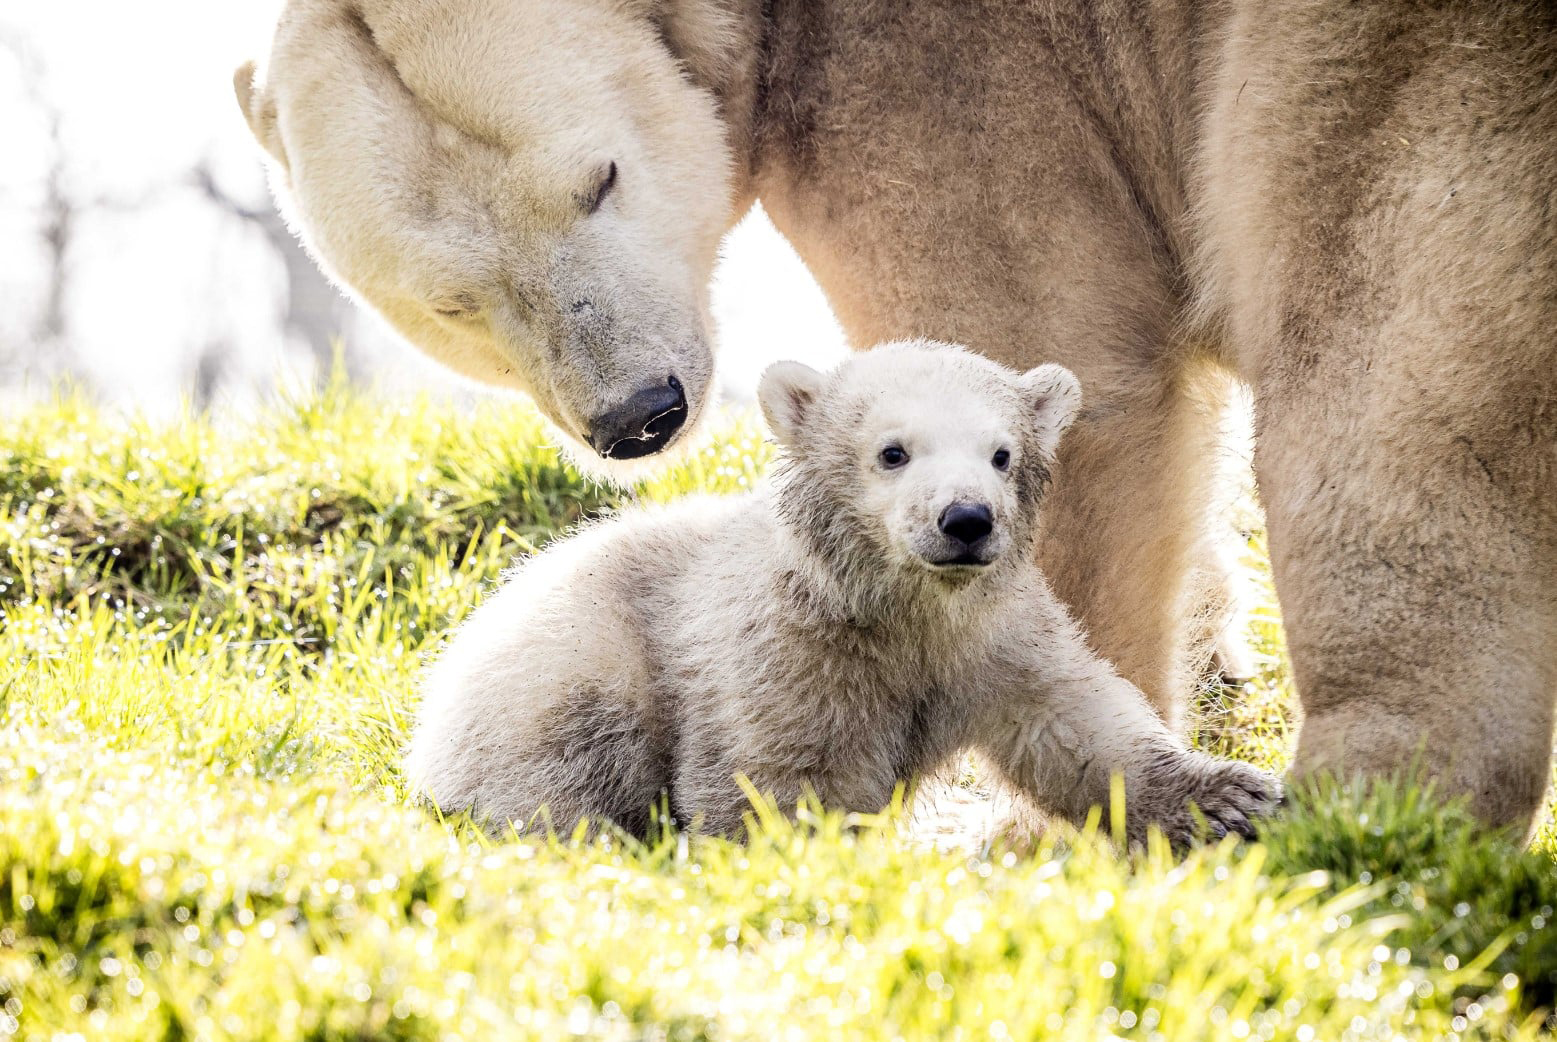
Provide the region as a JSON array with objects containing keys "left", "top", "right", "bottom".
[
  {"left": 939, "top": 502, "right": 994, "bottom": 547},
  {"left": 587, "top": 377, "right": 687, "bottom": 460}
]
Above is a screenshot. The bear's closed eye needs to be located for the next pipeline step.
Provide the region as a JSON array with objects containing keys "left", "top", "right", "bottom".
[{"left": 584, "top": 161, "right": 618, "bottom": 215}]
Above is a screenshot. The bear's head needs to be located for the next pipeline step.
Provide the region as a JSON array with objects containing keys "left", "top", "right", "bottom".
[
  {"left": 759, "top": 341, "right": 1081, "bottom": 603},
  {"left": 234, "top": 0, "right": 741, "bottom": 474}
]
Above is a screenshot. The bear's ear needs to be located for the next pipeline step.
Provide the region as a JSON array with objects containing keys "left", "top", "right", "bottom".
[
  {"left": 758, "top": 361, "right": 825, "bottom": 448},
  {"left": 1020, "top": 363, "right": 1082, "bottom": 458},
  {"left": 233, "top": 61, "right": 288, "bottom": 168}
]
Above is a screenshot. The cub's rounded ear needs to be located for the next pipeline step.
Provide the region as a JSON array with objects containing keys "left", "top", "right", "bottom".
[
  {"left": 233, "top": 61, "right": 288, "bottom": 168},
  {"left": 1021, "top": 363, "right": 1082, "bottom": 456},
  {"left": 758, "top": 361, "right": 825, "bottom": 448}
]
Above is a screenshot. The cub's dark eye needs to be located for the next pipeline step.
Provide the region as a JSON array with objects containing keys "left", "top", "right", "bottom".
[
  {"left": 879, "top": 445, "right": 909, "bottom": 469},
  {"left": 584, "top": 160, "right": 618, "bottom": 215},
  {"left": 992, "top": 448, "right": 1011, "bottom": 471}
]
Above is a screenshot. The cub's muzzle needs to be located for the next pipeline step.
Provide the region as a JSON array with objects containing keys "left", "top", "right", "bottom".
[{"left": 927, "top": 501, "right": 998, "bottom": 568}]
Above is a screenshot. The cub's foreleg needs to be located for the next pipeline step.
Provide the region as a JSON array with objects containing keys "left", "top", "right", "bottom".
[{"left": 971, "top": 597, "right": 1280, "bottom": 846}]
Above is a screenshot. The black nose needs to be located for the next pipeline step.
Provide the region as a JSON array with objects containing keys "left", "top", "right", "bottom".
[
  {"left": 587, "top": 377, "right": 688, "bottom": 460},
  {"left": 939, "top": 502, "right": 994, "bottom": 547}
]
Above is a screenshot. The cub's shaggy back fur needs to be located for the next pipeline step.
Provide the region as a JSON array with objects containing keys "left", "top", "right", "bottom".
[{"left": 407, "top": 342, "right": 1278, "bottom": 841}]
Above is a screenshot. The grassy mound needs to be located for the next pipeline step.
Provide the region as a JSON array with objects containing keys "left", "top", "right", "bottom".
[{"left": 2, "top": 382, "right": 1554, "bottom": 1040}]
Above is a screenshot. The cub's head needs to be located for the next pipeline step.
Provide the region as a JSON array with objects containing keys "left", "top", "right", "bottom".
[
  {"left": 235, "top": 0, "right": 742, "bottom": 472},
  {"left": 759, "top": 341, "right": 1081, "bottom": 592}
]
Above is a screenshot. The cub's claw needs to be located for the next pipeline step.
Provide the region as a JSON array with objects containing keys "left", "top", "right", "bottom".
[{"left": 1129, "top": 752, "right": 1282, "bottom": 847}]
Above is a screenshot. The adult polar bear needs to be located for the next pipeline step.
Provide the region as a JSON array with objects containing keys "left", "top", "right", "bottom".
[{"left": 237, "top": 0, "right": 1557, "bottom": 834}]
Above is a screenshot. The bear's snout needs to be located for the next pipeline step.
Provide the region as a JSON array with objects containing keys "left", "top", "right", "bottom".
[
  {"left": 934, "top": 501, "right": 996, "bottom": 565},
  {"left": 939, "top": 502, "right": 993, "bottom": 546},
  {"left": 587, "top": 377, "right": 688, "bottom": 460}
]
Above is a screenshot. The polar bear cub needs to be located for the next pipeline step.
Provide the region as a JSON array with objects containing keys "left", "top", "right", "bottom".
[{"left": 406, "top": 341, "right": 1279, "bottom": 843}]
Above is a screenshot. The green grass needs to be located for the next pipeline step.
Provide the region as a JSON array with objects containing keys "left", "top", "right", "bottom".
[{"left": 2, "top": 378, "right": 1555, "bottom": 1040}]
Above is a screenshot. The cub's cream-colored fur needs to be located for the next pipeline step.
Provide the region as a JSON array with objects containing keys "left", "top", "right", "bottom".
[
  {"left": 241, "top": 0, "right": 1557, "bottom": 834},
  {"left": 407, "top": 342, "right": 1280, "bottom": 842}
]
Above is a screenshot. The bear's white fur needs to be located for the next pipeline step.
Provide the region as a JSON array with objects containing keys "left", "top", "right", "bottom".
[
  {"left": 243, "top": 0, "right": 1557, "bottom": 835},
  {"left": 235, "top": 0, "right": 737, "bottom": 473},
  {"left": 406, "top": 342, "right": 1279, "bottom": 843}
]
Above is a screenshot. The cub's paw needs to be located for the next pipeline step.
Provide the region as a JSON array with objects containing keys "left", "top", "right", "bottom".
[{"left": 1129, "top": 750, "right": 1282, "bottom": 847}]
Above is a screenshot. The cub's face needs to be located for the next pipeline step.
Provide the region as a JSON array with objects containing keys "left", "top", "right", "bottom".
[
  {"left": 235, "top": 0, "right": 735, "bottom": 473},
  {"left": 760, "top": 342, "right": 1081, "bottom": 584}
]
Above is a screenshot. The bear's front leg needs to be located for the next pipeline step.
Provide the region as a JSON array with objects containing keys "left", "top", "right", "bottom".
[{"left": 971, "top": 600, "right": 1281, "bottom": 846}]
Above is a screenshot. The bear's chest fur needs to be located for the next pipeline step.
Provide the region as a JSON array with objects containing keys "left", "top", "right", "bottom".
[{"left": 647, "top": 567, "right": 989, "bottom": 826}]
